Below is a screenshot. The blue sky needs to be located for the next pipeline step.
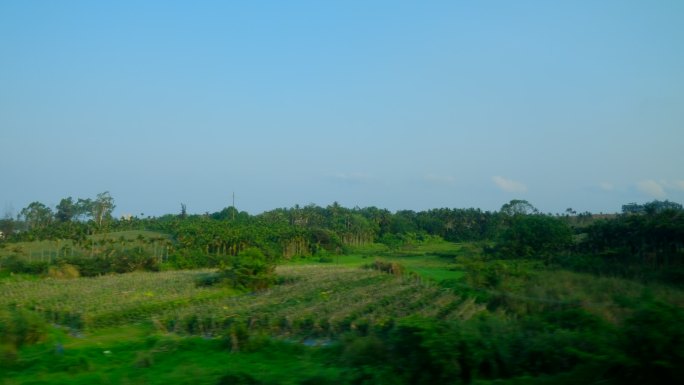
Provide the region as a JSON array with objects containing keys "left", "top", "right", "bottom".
[{"left": 1, "top": 1, "right": 683, "bottom": 216}]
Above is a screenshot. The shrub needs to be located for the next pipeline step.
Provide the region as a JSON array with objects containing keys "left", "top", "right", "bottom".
[
  {"left": 0, "top": 256, "right": 49, "bottom": 275},
  {"left": 195, "top": 272, "right": 223, "bottom": 287},
  {"left": 62, "top": 249, "right": 159, "bottom": 276},
  {"left": 218, "top": 247, "right": 276, "bottom": 291},
  {"left": 613, "top": 301, "right": 684, "bottom": 384},
  {"left": 0, "top": 307, "right": 48, "bottom": 352},
  {"left": 167, "top": 248, "right": 209, "bottom": 269},
  {"left": 364, "top": 260, "right": 405, "bottom": 276},
  {"left": 47, "top": 263, "right": 80, "bottom": 279}
]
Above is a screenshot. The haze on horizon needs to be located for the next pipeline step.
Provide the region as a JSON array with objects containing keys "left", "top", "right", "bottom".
[{"left": 2, "top": 1, "right": 683, "bottom": 217}]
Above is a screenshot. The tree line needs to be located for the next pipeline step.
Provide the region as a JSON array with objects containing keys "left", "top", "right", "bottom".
[{"left": 1, "top": 194, "right": 683, "bottom": 283}]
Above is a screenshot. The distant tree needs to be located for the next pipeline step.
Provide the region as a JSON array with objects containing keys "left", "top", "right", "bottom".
[
  {"left": 0, "top": 218, "right": 14, "bottom": 240},
  {"left": 580, "top": 206, "right": 684, "bottom": 267},
  {"left": 643, "top": 200, "right": 683, "bottom": 215},
  {"left": 496, "top": 214, "right": 573, "bottom": 262},
  {"left": 180, "top": 203, "right": 187, "bottom": 219},
  {"left": 19, "top": 202, "right": 53, "bottom": 230},
  {"left": 622, "top": 200, "right": 682, "bottom": 216},
  {"left": 55, "top": 197, "right": 77, "bottom": 222},
  {"left": 0, "top": 207, "right": 16, "bottom": 239},
  {"left": 500, "top": 200, "right": 538, "bottom": 216},
  {"left": 75, "top": 198, "right": 93, "bottom": 221},
  {"left": 390, "top": 210, "right": 420, "bottom": 234},
  {"left": 91, "top": 192, "right": 115, "bottom": 229},
  {"left": 622, "top": 202, "right": 645, "bottom": 215},
  {"left": 211, "top": 206, "right": 240, "bottom": 221}
]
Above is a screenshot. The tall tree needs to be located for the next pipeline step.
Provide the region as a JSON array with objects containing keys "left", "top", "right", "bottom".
[
  {"left": 92, "top": 191, "right": 115, "bottom": 229},
  {"left": 500, "top": 199, "right": 538, "bottom": 216},
  {"left": 19, "top": 201, "right": 54, "bottom": 230},
  {"left": 55, "top": 197, "right": 77, "bottom": 222},
  {"left": 75, "top": 198, "right": 93, "bottom": 221}
]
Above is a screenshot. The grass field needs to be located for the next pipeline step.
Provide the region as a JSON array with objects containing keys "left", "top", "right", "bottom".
[
  {"left": 3, "top": 240, "right": 684, "bottom": 384},
  {"left": 4, "top": 326, "right": 342, "bottom": 385},
  {"left": 290, "top": 240, "right": 467, "bottom": 283},
  {"left": 0, "top": 230, "right": 171, "bottom": 262},
  {"left": 1, "top": 264, "right": 480, "bottom": 335},
  {"left": 1, "top": 262, "right": 481, "bottom": 384},
  {"left": 0, "top": 269, "right": 237, "bottom": 330}
]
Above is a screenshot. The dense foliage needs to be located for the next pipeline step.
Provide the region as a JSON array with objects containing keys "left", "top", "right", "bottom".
[{"left": 2, "top": 195, "right": 684, "bottom": 285}]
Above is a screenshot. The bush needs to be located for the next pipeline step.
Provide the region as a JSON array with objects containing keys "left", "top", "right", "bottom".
[
  {"left": 218, "top": 247, "right": 276, "bottom": 291},
  {"left": 62, "top": 249, "right": 159, "bottom": 276},
  {"left": 0, "top": 255, "right": 49, "bottom": 275},
  {"left": 458, "top": 257, "right": 542, "bottom": 290},
  {"left": 364, "top": 260, "right": 405, "bottom": 276},
  {"left": 0, "top": 307, "right": 49, "bottom": 356},
  {"left": 612, "top": 301, "right": 684, "bottom": 384},
  {"left": 168, "top": 248, "right": 210, "bottom": 269},
  {"left": 47, "top": 263, "right": 80, "bottom": 279},
  {"left": 195, "top": 272, "right": 223, "bottom": 287}
]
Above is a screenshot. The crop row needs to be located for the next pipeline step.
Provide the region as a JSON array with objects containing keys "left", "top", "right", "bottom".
[
  {"left": 0, "top": 269, "right": 233, "bottom": 329},
  {"left": 0, "top": 265, "right": 487, "bottom": 336},
  {"left": 156, "top": 266, "right": 486, "bottom": 337}
]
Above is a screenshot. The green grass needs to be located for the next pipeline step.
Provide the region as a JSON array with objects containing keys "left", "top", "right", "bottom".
[
  {"left": 0, "top": 262, "right": 478, "bottom": 384},
  {"left": 0, "top": 230, "right": 172, "bottom": 261},
  {"left": 513, "top": 268, "right": 684, "bottom": 322},
  {"left": 156, "top": 265, "right": 480, "bottom": 337},
  {"left": 0, "top": 264, "right": 480, "bottom": 338},
  {"left": 292, "top": 241, "right": 467, "bottom": 283},
  {"left": 5, "top": 325, "right": 343, "bottom": 385},
  {"left": 0, "top": 269, "right": 239, "bottom": 330},
  {"left": 0, "top": 239, "right": 76, "bottom": 260},
  {"left": 407, "top": 266, "right": 463, "bottom": 281},
  {"left": 397, "top": 240, "right": 467, "bottom": 255}
]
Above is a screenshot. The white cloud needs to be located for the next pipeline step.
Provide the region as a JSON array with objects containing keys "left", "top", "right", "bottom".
[
  {"left": 424, "top": 174, "right": 456, "bottom": 185},
  {"left": 672, "top": 180, "right": 684, "bottom": 191},
  {"left": 599, "top": 182, "right": 614, "bottom": 191},
  {"left": 637, "top": 180, "right": 666, "bottom": 198},
  {"left": 492, "top": 176, "right": 527, "bottom": 193}
]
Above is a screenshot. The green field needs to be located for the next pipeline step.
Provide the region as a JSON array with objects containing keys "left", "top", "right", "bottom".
[
  {"left": 1, "top": 262, "right": 483, "bottom": 384},
  {"left": 2, "top": 239, "right": 683, "bottom": 384},
  {"left": 3, "top": 326, "right": 343, "bottom": 385},
  {"left": 1, "top": 264, "right": 479, "bottom": 335},
  {"left": 0, "top": 230, "right": 171, "bottom": 262},
  {"left": 290, "top": 240, "right": 466, "bottom": 283},
  {"left": 0, "top": 269, "right": 236, "bottom": 330}
]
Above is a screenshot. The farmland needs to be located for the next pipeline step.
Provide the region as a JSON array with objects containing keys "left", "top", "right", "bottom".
[
  {"left": 1, "top": 251, "right": 484, "bottom": 384},
  {"left": 2, "top": 199, "right": 684, "bottom": 384},
  {"left": 3, "top": 242, "right": 684, "bottom": 384},
  {"left": 0, "top": 241, "right": 475, "bottom": 336}
]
